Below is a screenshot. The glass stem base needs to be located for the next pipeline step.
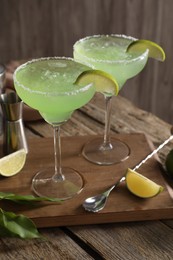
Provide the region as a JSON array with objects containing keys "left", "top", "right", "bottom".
[
  {"left": 82, "top": 137, "right": 130, "bottom": 165},
  {"left": 32, "top": 167, "right": 84, "bottom": 200}
]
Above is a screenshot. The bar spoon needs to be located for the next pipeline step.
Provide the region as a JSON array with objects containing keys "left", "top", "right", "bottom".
[{"left": 83, "top": 130, "right": 173, "bottom": 212}]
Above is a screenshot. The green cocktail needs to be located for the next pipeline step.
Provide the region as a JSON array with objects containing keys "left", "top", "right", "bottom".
[
  {"left": 74, "top": 34, "right": 149, "bottom": 165},
  {"left": 74, "top": 34, "right": 148, "bottom": 88},
  {"left": 14, "top": 57, "right": 95, "bottom": 199},
  {"left": 14, "top": 57, "right": 95, "bottom": 124}
]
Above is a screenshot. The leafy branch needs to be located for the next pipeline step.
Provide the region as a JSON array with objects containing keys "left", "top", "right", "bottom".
[
  {"left": 0, "top": 192, "right": 62, "bottom": 239},
  {"left": 0, "top": 192, "right": 61, "bottom": 204},
  {"left": 0, "top": 209, "right": 42, "bottom": 239}
]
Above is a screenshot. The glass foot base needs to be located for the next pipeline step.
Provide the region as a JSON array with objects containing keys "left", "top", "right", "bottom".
[
  {"left": 32, "top": 167, "right": 84, "bottom": 200},
  {"left": 82, "top": 137, "right": 130, "bottom": 165}
]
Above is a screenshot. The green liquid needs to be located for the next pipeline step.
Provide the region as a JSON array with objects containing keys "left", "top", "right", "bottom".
[
  {"left": 14, "top": 58, "right": 95, "bottom": 124},
  {"left": 73, "top": 35, "right": 149, "bottom": 88}
]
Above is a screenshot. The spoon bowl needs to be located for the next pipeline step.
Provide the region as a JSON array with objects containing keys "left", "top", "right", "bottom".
[
  {"left": 83, "top": 177, "right": 125, "bottom": 212},
  {"left": 83, "top": 194, "right": 108, "bottom": 212}
]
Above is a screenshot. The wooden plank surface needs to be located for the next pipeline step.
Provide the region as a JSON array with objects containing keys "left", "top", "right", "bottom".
[
  {"left": 0, "top": 134, "right": 172, "bottom": 228},
  {"left": 68, "top": 221, "right": 173, "bottom": 260},
  {"left": 0, "top": 228, "right": 94, "bottom": 260}
]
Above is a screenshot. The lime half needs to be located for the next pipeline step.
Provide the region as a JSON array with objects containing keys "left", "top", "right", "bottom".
[
  {"left": 75, "top": 69, "right": 119, "bottom": 96},
  {"left": 127, "top": 39, "right": 165, "bottom": 62},
  {"left": 126, "top": 168, "right": 163, "bottom": 198},
  {"left": 0, "top": 149, "right": 26, "bottom": 177}
]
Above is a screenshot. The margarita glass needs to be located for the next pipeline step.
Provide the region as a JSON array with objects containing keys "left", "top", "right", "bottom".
[
  {"left": 74, "top": 34, "right": 149, "bottom": 165},
  {"left": 14, "top": 57, "right": 95, "bottom": 199}
]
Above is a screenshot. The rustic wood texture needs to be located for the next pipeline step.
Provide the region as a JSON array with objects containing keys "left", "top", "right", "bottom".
[
  {"left": 0, "top": 0, "right": 173, "bottom": 124},
  {"left": 0, "top": 135, "right": 172, "bottom": 228},
  {"left": 0, "top": 94, "right": 173, "bottom": 259}
]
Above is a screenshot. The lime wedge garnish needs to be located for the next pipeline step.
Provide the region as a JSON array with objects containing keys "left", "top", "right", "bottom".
[
  {"left": 75, "top": 70, "right": 119, "bottom": 96},
  {"left": 127, "top": 39, "right": 165, "bottom": 62},
  {"left": 0, "top": 149, "right": 26, "bottom": 177},
  {"left": 126, "top": 168, "right": 164, "bottom": 198}
]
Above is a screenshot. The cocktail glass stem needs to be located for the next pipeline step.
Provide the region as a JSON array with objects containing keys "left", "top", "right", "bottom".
[
  {"left": 52, "top": 126, "right": 65, "bottom": 182},
  {"left": 32, "top": 122, "right": 84, "bottom": 199},
  {"left": 102, "top": 95, "right": 112, "bottom": 149},
  {"left": 82, "top": 94, "right": 130, "bottom": 165}
]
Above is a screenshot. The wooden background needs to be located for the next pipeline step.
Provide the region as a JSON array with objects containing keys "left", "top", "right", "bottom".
[{"left": 0, "top": 0, "right": 173, "bottom": 123}]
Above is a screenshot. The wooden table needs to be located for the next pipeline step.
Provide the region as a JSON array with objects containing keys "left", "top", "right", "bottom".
[{"left": 0, "top": 93, "right": 173, "bottom": 259}]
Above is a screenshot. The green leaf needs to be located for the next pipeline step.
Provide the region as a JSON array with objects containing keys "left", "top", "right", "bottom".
[
  {"left": 0, "top": 192, "right": 62, "bottom": 238},
  {"left": 0, "top": 192, "right": 61, "bottom": 204},
  {"left": 0, "top": 208, "right": 42, "bottom": 239}
]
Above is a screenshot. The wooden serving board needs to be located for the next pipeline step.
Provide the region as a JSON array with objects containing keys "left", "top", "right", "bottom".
[{"left": 0, "top": 134, "right": 173, "bottom": 228}]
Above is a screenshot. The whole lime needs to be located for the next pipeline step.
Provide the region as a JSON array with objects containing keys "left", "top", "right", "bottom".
[{"left": 165, "top": 149, "right": 173, "bottom": 178}]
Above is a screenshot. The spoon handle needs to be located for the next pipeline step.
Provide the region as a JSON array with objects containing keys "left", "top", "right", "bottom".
[
  {"left": 133, "top": 134, "right": 173, "bottom": 171},
  {"left": 104, "top": 176, "right": 126, "bottom": 196}
]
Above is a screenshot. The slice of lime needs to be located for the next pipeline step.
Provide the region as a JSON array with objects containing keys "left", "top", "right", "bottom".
[
  {"left": 75, "top": 70, "right": 119, "bottom": 96},
  {"left": 127, "top": 39, "right": 165, "bottom": 62},
  {"left": 126, "top": 168, "right": 164, "bottom": 198},
  {"left": 0, "top": 149, "right": 26, "bottom": 177}
]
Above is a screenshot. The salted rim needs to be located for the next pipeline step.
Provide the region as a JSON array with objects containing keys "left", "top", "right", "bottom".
[
  {"left": 73, "top": 34, "right": 149, "bottom": 64},
  {"left": 13, "top": 57, "right": 93, "bottom": 96}
]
